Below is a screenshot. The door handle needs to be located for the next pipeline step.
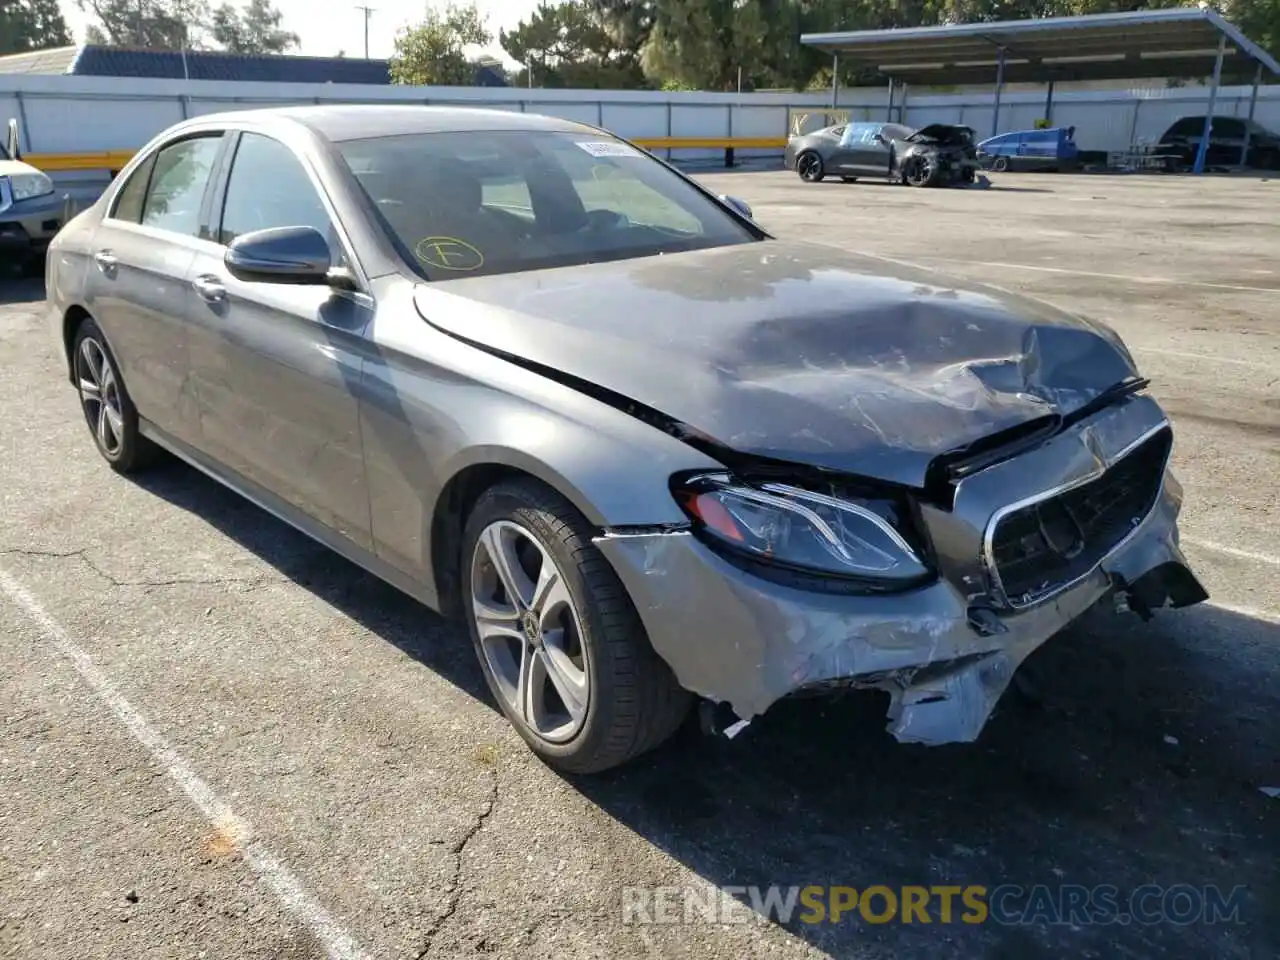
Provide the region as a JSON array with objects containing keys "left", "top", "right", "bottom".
[
  {"left": 93, "top": 250, "right": 118, "bottom": 272},
  {"left": 192, "top": 274, "right": 226, "bottom": 303}
]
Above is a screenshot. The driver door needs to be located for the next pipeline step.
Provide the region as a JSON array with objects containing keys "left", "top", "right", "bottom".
[{"left": 850, "top": 124, "right": 894, "bottom": 175}]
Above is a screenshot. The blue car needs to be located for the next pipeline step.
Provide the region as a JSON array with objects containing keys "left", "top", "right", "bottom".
[{"left": 978, "top": 126, "right": 1080, "bottom": 172}]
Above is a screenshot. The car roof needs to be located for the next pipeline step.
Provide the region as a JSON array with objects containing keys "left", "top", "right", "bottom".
[{"left": 182, "top": 104, "right": 598, "bottom": 143}]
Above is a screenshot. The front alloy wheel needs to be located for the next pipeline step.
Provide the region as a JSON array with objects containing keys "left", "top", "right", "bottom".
[
  {"left": 904, "top": 154, "right": 938, "bottom": 187},
  {"left": 472, "top": 519, "right": 590, "bottom": 744},
  {"left": 463, "top": 479, "right": 691, "bottom": 773}
]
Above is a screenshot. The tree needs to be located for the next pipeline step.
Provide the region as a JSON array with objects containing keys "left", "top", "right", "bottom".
[
  {"left": 500, "top": 0, "right": 646, "bottom": 88},
  {"left": 0, "top": 0, "right": 72, "bottom": 54},
  {"left": 639, "top": 0, "right": 773, "bottom": 90},
  {"left": 78, "top": 0, "right": 212, "bottom": 49},
  {"left": 390, "top": 2, "right": 492, "bottom": 85},
  {"left": 210, "top": 0, "right": 298, "bottom": 54}
]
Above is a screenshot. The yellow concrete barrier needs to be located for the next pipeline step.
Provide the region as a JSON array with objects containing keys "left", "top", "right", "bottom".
[
  {"left": 27, "top": 137, "right": 786, "bottom": 173},
  {"left": 26, "top": 151, "right": 135, "bottom": 172},
  {"left": 633, "top": 137, "right": 788, "bottom": 149}
]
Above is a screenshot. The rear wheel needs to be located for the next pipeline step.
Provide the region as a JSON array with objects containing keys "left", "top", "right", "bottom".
[
  {"left": 992, "top": 156, "right": 1010, "bottom": 173},
  {"left": 463, "top": 479, "right": 691, "bottom": 774},
  {"left": 72, "top": 318, "right": 163, "bottom": 473},
  {"left": 796, "top": 151, "right": 825, "bottom": 182}
]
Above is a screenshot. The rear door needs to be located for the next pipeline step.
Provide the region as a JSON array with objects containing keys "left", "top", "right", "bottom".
[
  {"left": 82, "top": 131, "right": 227, "bottom": 444},
  {"left": 185, "top": 129, "right": 375, "bottom": 551}
]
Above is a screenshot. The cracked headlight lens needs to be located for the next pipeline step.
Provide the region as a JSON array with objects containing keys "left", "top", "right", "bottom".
[
  {"left": 675, "top": 474, "right": 930, "bottom": 583},
  {"left": 8, "top": 172, "right": 54, "bottom": 202}
]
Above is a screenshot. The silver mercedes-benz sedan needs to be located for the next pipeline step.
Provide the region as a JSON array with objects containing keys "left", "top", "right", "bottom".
[{"left": 46, "top": 105, "right": 1207, "bottom": 773}]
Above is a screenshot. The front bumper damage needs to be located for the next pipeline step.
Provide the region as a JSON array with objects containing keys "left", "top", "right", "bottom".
[{"left": 593, "top": 394, "right": 1207, "bottom": 747}]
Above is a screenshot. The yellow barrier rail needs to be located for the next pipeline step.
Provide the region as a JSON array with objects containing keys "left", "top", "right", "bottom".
[
  {"left": 27, "top": 137, "right": 788, "bottom": 174},
  {"left": 26, "top": 151, "right": 135, "bottom": 172},
  {"left": 633, "top": 137, "right": 788, "bottom": 149}
]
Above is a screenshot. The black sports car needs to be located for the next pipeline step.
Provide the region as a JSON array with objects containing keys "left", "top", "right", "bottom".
[{"left": 785, "top": 121, "right": 980, "bottom": 187}]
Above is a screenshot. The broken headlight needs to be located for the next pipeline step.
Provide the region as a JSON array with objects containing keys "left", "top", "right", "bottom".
[{"left": 675, "top": 474, "right": 930, "bottom": 584}]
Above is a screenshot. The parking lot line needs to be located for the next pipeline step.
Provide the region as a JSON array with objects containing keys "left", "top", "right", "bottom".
[
  {"left": 1206, "top": 602, "right": 1280, "bottom": 625},
  {"left": 0, "top": 563, "right": 373, "bottom": 960},
  {"left": 1182, "top": 538, "right": 1280, "bottom": 568},
  {"left": 1131, "top": 347, "right": 1269, "bottom": 369},
  {"left": 916, "top": 258, "right": 1280, "bottom": 295}
]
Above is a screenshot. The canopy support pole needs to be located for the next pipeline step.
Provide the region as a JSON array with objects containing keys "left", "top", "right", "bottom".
[
  {"left": 1044, "top": 80, "right": 1055, "bottom": 125},
  {"left": 886, "top": 77, "right": 895, "bottom": 121},
  {"left": 1193, "top": 35, "right": 1226, "bottom": 175},
  {"left": 1240, "top": 63, "right": 1262, "bottom": 167},
  {"left": 991, "top": 48, "right": 1006, "bottom": 139},
  {"left": 830, "top": 54, "right": 839, "bottom": 112}
]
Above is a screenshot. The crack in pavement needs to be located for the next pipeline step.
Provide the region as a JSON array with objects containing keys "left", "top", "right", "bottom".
[
  {"left": 0, "top": 547, "right": 288, "bottom": 590},
  {"left": 415, "top": 764, "right": 500, "bottom": 959}
]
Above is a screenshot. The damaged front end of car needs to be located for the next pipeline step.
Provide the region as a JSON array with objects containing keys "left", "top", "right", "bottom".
[{"left": 593, "top": 390, "right": 1207, "bottom": 747}]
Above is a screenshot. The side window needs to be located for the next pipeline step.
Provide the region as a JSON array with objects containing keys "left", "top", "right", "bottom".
[
  {"left": 140, "top": 135, "right": 222, "bottom": 237},
  {"left": 828, "top": 126, "right": 846, "bottom": 139},
  {"left": 109, "top": 153, "right": 157, "bottom": 223},
  {"left": 1214, "top": 118, "right": 1245, "bottom": 137},
  {"left": 219, "top": 132, "right": 343, "bottom": 264}
]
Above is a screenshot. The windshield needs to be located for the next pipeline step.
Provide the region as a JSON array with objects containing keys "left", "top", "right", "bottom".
[{"left": 337, "top": 130, "right": 759, "bottom": 280}]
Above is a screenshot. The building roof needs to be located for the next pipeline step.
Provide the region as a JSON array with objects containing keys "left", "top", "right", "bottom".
[
  {"left": 0, "top": 43, "right": 508, "bottom": 87},
  {"left": 801, "top": 8, "right": 1280, "bottom": 87},
  {"left": 0, "top": 45, "right": 79, "bottom": 74}
]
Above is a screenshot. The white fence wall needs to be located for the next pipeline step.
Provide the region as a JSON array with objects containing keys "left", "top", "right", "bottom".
[{"left": 2, "top": 72, "right": 1279, "bottom": 168}]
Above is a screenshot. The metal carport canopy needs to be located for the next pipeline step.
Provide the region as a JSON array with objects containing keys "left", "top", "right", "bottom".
[{"left": 800, "top": 8, "right": 1280, "bottom": 87}]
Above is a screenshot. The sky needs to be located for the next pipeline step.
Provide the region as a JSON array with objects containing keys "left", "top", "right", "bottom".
[{"left": 57, "top": 0, "right": 542, "bottom": 64}]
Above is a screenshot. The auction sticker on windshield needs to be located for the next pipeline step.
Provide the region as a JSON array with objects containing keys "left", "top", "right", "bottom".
[{"left": 575, "top": 141, "right": 642, "bottom": 158}]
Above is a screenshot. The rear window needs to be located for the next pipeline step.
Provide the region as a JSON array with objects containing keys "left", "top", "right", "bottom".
[{"left": 337, "top": 130, "right": 758, "bottom": 280}]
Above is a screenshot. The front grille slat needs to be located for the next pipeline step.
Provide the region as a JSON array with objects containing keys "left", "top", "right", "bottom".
[{"left": 990, "top": 429, "right": 1172, "bottom": 607}]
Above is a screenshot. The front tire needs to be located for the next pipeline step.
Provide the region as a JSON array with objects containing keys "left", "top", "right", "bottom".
[
  {"left": 903, "top": 154, "right": 941, "bottom": 187},
  {"left": 796, "top": 151, "right": 825, "bottom": 182},
  {"left": 72, "top": 318, "right": 163, "bottom": 473},
  {"left": 463, "top": 479, "right": 691, "bottom": 774}
]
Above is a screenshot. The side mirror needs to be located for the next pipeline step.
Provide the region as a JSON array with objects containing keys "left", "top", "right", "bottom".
[
  {"left": 225, "top": 225, "right": 333, "bottom": 285},
  {"left": 6, "top": 118, "right": 21, "bottom": 161},
  {"left": 719, "top": 194, "right": 753, "bottom": 220}
]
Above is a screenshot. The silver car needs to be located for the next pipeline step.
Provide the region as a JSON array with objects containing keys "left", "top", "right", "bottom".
[{"left": 46, "top": 105, "right": 1207, "bottom": 773}]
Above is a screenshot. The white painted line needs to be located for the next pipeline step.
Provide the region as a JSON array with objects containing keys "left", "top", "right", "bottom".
[
  {"left": 1205, "top": 602, "right": 1280, "bottom": 625},
  {"left": 0, "top": 564, "right": 372, "bottom": 960},
  {"left": 918, "top": 258, "right": 1280, "bottom": 295},
  {"left": 1131, "top": 347, "right": 1266, "bottom": 369},
  {"left": 1182, "top": 538, "right": 1280, "bottom": 568}
]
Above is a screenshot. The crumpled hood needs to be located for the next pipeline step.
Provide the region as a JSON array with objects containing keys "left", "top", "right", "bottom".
[{"left": 412, "top": 240, "right": 1139, "bottom": 488}]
